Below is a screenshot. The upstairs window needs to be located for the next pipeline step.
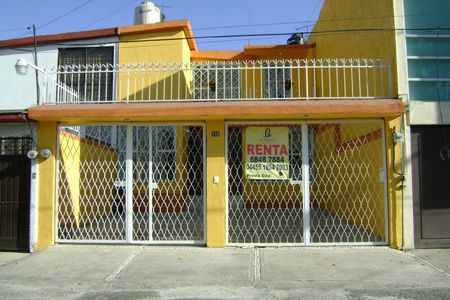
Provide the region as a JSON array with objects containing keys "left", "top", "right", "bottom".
[
  {"left": 193, "top": 63, "right": 241, "bottom": 100},
  {"left": 263, "top": 62, "right": 292, "bottom": 99},
  {"left": 58, "top": 47, "right": 114, "bottom": 102}
]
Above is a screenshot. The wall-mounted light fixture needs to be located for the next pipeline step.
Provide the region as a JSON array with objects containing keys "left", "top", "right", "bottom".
[
  {"left": 26, "top": 148, "right": 52, "bottom": 160},
  {"left": 15, "top": 58, "right": 45, "bottom": 76},
  {"left": 27, "top": 149, "right": 39, "bottom": 160},
  {"left": 40, "top": 149, "right": 52, "bottom": 159}
]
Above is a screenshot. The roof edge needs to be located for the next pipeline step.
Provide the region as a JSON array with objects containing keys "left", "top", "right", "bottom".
[
  {"left": 191, "top": 50, "right": 256, "bottom": 61},
  {"left": 244, "top": 43, "right": 316, "bottom": 51},
  {"left": 119, "top": 20, "right": 197, "bottom": 51},
  {"left": 0, "top": 28, "right": 118, "bottom": 49},
  {"left": 0, "top": 111, "right": 31, "bottom": 123}
]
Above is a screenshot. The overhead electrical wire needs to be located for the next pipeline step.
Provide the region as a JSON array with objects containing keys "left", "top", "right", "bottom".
[
  {"left": 4, "top": 26, "right": 450, "bottom": 52},
  {"left": 2, "top": 9, "right": 449, "bottom": 42},
  {"left": 190, "top": 11, "right": 450, "bottom": 32},
  {"left": 29, "top": 26, "right": 448, "bottom": 48},
  {"left": 0, "top": 27, "right": 27, "bottom": 33},
  {"left": 2, "top": 0, "right": 96, "bottom": 40},
  {"left": 37, "top": 0, "right": 96, "bottom": 30},
  {"left": 79, "top": 0, "right": 138, "bottom": 30}
]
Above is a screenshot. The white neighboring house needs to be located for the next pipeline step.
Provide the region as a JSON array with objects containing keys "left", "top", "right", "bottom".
[{"left": 0, "top": 29, "right": 119, "bottom": 252}]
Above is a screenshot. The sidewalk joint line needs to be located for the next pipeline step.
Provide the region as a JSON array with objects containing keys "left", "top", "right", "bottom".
[
  {"left": 408, "top": 251, "right": 450, "bottom": 279},
  {"left": 254, "top": 248, "right": 261, "bottom": 282},
  {"left": 105, "top": 246, "right": 144, "bottom": 287}
]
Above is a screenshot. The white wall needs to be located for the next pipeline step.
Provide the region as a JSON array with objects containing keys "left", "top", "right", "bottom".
[
  {"left": 0, "top": 47, "right": 57, "bottom": 110},
  {"left": 409, "top": 101, "right": 450, "bottom": 124},
  {"left": 0, "top": 37, "right": 118, "bottom": 111}
]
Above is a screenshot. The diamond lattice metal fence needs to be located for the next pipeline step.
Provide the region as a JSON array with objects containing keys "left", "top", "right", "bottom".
[
  {"left": 226, "top": 121, "right": 387, "bottom": 246},
  {"left": 57, "top": 124, "right": 205, "bottom": 244}
]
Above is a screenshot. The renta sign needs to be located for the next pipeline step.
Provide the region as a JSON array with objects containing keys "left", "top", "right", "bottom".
[{"left": 245, "top": 127, "right": 289, "bottom": 180}]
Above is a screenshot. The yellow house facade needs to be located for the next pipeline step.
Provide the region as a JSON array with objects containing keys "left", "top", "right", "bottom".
[{"left": 2, "top": 19, "right": 405, "bottom": 250}]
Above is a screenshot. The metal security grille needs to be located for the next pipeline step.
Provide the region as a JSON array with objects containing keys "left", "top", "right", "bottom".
[
  {"left": 226, "top": 121, "right": 387, "bottom": 246},
  {"left": 193, "top": 62, "right": 241, "bottom": 100},
  {"left": 0, "top": 138, "right": 31, "bottom": 251},
  {"left": 57, "top": 124, "right": 205, "bottom": 244},
  {"left": 58, "top": 47, "right": 114, "bottom": 102},
  {"left": 263, "top": 61, "right": 292, "bottom": 99}
]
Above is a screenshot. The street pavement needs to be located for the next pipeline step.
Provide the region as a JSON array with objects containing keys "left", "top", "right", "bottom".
[{"left": 0, "top": 246, "right": 449, "bottom": 299}]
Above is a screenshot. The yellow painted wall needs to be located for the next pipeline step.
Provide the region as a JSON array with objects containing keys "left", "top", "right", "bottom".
[
  {"left": 36, "top": 122, "right": 57, "bottom": 250},
  {"left": 206, "top": 120, "right": 226, "bottom": 247},
  {"left": 309, "top": 0, "right": 398, "bottom": 97},
  {"left": 310, "top": 0, "right": 396, "bottom": 59},
  {"left": 309, "top": 0, "right": 404, "bottom": 247},
  {"left": 118, "top": 30, "right": 192, "bottom": 101},
  {"left": 311, "top": 122, "right": 386, "bottom": 239},
  {"left": 59, "top": 132, "right": 81, "bottom": 226},
  {"left": 152, "top": 126, "right": 189, "bottom": 199},
  {"left": 58, "top": 130, "right": 119, "bottom": 230},
  {"left": 385, "top": 117, "right": 403, "bottom": 249}
]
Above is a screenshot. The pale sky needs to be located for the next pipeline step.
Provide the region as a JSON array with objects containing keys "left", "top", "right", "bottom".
[{"left": 0, "top": 0, "right": 323, "bottom": 50}]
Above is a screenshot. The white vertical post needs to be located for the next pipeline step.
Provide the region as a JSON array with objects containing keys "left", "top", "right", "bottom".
[
  {"left": 381, "top": 122, "right": 389, "bottom": 244},
  {"left": 29, "top": 124, "right": 39, "bottom": 251},
  {"left": 125, "top": 125, "right": 133, "bottom": 243},
  {"left": 302, "top": 123, "right": 311, "bottom": 245},
  {"left": 202, "top": 125, "right": 207, "bottom": 243},
  {"left": 29, "top": 158, "right": 39, "bottom": 251},
  {"left": 312, "top": 60, "right": 316, "bottom": 98},
  {"left": 126, "top": 66, "right": 130, "bottom": 103},
  {"left": 388, "top": 61, "right": 393, "bottom": 97},
  {"left": 305, "top": 62, "right": 309, "bottom": 100},
  {"left": 148, "top": 126, "right": 154, "bottom": 242}
]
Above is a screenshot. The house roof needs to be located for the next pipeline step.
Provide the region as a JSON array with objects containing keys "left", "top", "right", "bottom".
[
  {"left": 0, "top": 20, "right": 196, "bottom": 50},
  {"left": 0, "top": 111, "right": 31, "bottom": 123},
  {"left": 0, "top": 28, "right": 118, "bottom": 49},
  {"left": 242, "top": 43, "right": 315, "bottom": 58},
  {"left": 191, "top": 43, "right": 315, "bottom": 61},
  {"left": 191, "top": 50, "right": 255, "bottom": 61},
  {"left": 119, "top": 20, "right": 196, "bottom": 50}
]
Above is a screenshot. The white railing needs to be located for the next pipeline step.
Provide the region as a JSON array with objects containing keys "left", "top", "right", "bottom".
[{"left": 41, "top": 59, "right": 393, "bottom": 105}]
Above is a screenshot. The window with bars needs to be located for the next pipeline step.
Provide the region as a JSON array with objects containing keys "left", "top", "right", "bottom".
[
  {"left": 193, "top": 63, "right": 241, "bottom": 100},
  {"left": 263, "top": 62, "right": 292, "bottom": 99},
  {"left": 0, "top": 138, "right": 32, "bottom": 155},
  {"left": 58, "top": 47, "right": 114, "bottom": 102}
]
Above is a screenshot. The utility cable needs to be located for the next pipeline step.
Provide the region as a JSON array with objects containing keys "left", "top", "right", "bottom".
[
  {"left": 0, "top": 27, "right": 26, "bottom": 33},
  {"left": 5, "top": 26, "right": 450, "bottom": 51},
  {"left": 191, "top": 11, "right": 450, "bottom": 31},
  {"left": 79, "top": 0, "right": 138, "bottom": 30},
  {"left": 39, "top": 26, "right": 450, "bottom": 47},
  {"left": 37, "top": 0, "right": 96, "bottom": 30}
]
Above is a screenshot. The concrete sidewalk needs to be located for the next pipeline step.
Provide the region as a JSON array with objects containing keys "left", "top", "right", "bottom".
[{"left": 0, "top": 246, "right": 449, "bottom": 299}]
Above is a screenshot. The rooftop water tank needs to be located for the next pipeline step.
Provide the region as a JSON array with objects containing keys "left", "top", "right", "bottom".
[
  {"left": 287, "top": 33, "right": 305, "bottom": 45},
  {"left": 134, "top": 1, "right": 165, "bottom": 25}
]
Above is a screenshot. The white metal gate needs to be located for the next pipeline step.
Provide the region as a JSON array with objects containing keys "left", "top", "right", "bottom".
[
  {"left": 226, "top": 120, "right": 388, "bottom": 246},
  {"left": 57, "top": 124, "right": 205, "bottom": 244}
]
